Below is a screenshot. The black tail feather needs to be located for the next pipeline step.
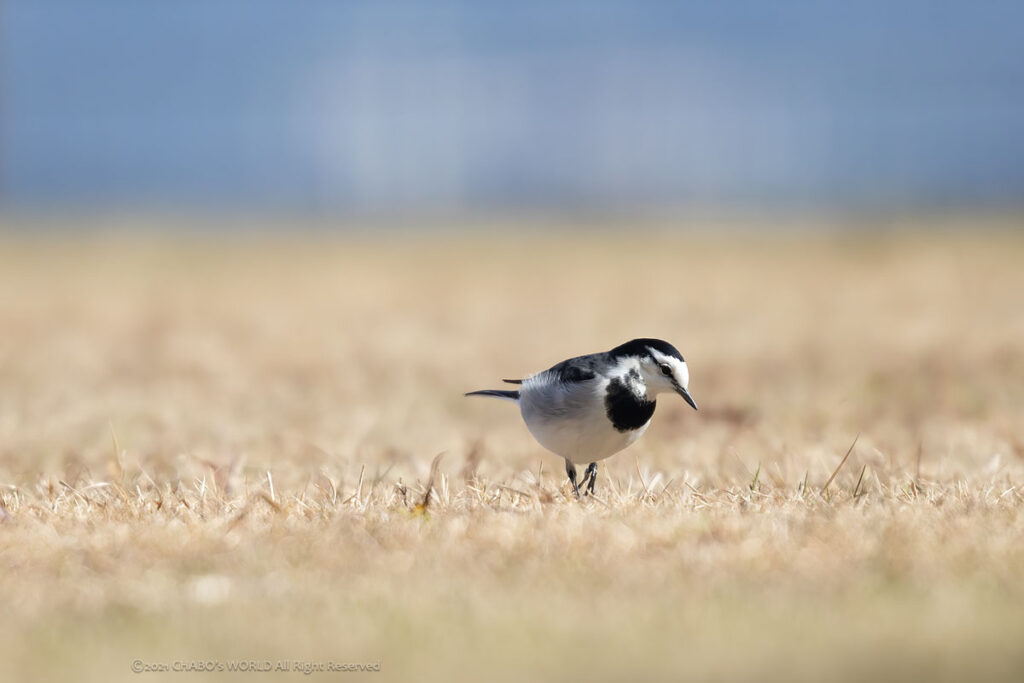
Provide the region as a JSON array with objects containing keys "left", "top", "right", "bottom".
[
  {"left": 502, "top": 378, "right": 523, "bottom": 384},
  {"left": 465, "top": 389, "right": 520, "bottom": 401}
]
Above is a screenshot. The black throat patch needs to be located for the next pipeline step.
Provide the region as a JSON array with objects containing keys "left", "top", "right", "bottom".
[{"left": 604, "top": 373, "right": 656, "bottom": 432}]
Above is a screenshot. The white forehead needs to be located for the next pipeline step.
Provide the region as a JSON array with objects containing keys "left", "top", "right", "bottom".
[{"left": 647, "top": 347, "right": 682, "bottom": 366}]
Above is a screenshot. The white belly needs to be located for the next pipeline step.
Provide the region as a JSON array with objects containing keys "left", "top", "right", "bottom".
[
  {"left": 518, "top": 378, "right": 650, "bottom": 464},
  {"left": 523, "top": 414, "right": 649, "bottom": 464}
]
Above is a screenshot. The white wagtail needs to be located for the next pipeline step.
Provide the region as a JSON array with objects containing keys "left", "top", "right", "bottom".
[{"left": 466, "top": 338, "right": 697, "bottom": 497}]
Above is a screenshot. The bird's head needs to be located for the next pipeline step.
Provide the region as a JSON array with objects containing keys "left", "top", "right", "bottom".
[{"left": 612, "top": 338, "right": 698, "bottom": 410}]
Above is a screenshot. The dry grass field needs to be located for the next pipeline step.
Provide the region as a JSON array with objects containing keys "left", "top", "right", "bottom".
[{"left": 1, "top": 218, "right": 1023, "bottom": 681}]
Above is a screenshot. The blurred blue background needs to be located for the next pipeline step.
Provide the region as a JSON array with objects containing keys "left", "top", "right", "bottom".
[{"left": 2, "top": 0, "right": 1022, "bottom": 214}]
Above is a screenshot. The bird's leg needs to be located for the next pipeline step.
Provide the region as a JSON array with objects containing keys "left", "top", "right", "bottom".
[
  {"left": 583, "top": 462, "right": 598, "bottom": 495},
  {"left": 565, "top": 460, "right": 580, "bottom": 498}
]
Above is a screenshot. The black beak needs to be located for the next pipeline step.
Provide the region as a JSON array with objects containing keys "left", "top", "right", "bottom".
[{"left": 675, "top": 385, "right": 698, "bottom": 411}]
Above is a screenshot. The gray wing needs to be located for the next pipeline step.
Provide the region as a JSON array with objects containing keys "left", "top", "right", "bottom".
[
  {"left": 544, "top": 353, "right": 605, "bottom": 384},
  {"left": 521, "top": 353, "right": 608, "bottom": 420}
]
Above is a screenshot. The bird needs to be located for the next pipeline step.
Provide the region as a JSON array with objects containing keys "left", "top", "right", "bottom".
[{"left": 466, "top": 338, "right": 697, "bottom": 497}]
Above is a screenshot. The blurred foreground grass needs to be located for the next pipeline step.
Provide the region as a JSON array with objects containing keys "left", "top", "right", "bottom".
[{"left": 1, "top": 218, "right": 1023, "bottom": 681}]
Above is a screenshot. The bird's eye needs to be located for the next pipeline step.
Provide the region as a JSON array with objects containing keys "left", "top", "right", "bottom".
[{"left": 660, "top": 364, "right": 672, "bottom": 376}]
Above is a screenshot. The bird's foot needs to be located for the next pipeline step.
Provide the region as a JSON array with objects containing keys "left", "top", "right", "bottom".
[
  {"left": 582, "top": 462, "right": 598, "bottom": 495},
  {"left": 565, "top": 461, "right": 581, "bottom": 499}
]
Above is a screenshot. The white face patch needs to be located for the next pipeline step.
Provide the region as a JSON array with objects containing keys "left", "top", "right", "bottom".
[
  {"left": 647, "top": 347, "right": 689, "bottom": 392},
  {"left": 675, "top": 360, "right": 689, "bottom": 389}
]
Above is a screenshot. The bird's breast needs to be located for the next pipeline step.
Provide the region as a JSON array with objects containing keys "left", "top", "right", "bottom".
[{"left": 603, "top": 375, "right": 656, "bottom": 432}]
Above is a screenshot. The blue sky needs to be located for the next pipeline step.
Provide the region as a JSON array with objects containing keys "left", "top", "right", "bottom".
[{"left": 2, "top": 1, "right": 1023, "bottom": 212}]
